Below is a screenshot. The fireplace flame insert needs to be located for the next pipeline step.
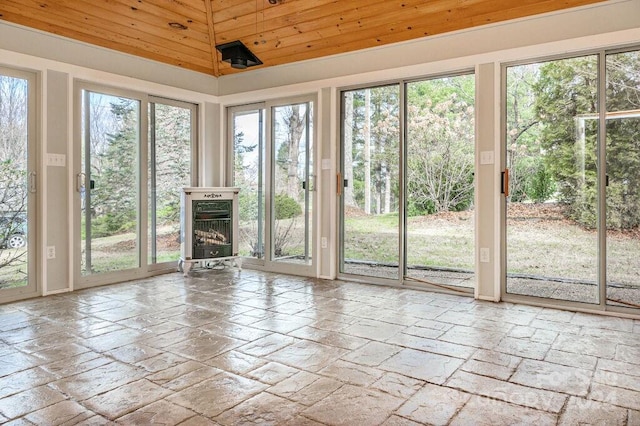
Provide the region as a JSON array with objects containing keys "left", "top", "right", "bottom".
[{"left": 179, "top": 187, "right": 241, "bottom": 275}]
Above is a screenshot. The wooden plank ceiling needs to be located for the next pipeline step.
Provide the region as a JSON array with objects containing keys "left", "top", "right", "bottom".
[{"left": 0, "top": 0, "right": 606, "bottom": 77}]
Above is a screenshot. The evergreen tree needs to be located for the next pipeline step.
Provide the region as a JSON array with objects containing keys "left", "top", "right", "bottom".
[{"left": 92, "top": 99, "right": 138, "bottom": 235}]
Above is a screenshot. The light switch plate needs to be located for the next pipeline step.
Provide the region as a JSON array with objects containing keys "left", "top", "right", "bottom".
[
  {"left": 480, "top": 151, "right": 494, "bottom": 165},
  {"left": 47, "top": 153, "right": 66, "bottom": 167}
]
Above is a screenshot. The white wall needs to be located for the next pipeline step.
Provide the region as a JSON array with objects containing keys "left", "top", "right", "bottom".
[{"left": 0, "top": 0, "right": 639, "bottom": 301}]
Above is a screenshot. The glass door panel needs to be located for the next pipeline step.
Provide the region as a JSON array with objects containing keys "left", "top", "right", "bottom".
[
  {"left": 605, "top": 50, "right": 640, "bottom": 309},
  {"left": 81, "top": 90, "right": 140, "bottom": 275},
  {"left": 505, "top": 57, "right": 599, "bottom": 303},
  {"left": 232, "top": 108, "right": 266, "bottom": 259},
  {"left": 271, "top": 102, "right": 313, "bottom": 264},
  {"left": 341, "top": 85, "right": 400, "bottom": 279},
  {"left": 405, "top": 75, "right": 475, "bottom": 288},
  {"left": 0, "top": 71, "right": 34, "bottom": 293},
  {"left": 148, "top": 100, "right": 195, "bottom": 265}
]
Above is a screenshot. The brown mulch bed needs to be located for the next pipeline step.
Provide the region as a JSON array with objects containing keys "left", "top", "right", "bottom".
[
  {"left": 103, "top": 233, "right": 179, "bottom": 253},
  {"left": 507, "top": 202, "right": 566, "bottom": 220},
  {"left": 344, "top": 205, "right": 369, "bottom": 218}
]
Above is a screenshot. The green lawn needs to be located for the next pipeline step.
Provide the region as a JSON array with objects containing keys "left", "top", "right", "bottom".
[{"left": 3, "top": 205, "right": 639, "bottom": 292}]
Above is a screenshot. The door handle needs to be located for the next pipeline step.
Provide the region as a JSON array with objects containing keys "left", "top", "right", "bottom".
[
  {"left": 501, "top": 169, "right": 510, "bottom": 197},
  {"left": 28, "top": 172, "right": 36, "bottom": 193},
  {"left": 76, "top": 173, "right": 86, "bottom": 192}
]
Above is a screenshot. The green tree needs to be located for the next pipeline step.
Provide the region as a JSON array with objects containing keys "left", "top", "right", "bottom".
[
  {"left": 0, "top": 160, "right": 27, "bottom": 271},
  {"left": 530, "top": 52, "right": 640, "bottom": 229},
  {"left": 603, "top": 51, "right": 640, "bottom": 229},
  {"left": 406, "top": 75, "right": 475, "bottom": 214},
  {"left": 344, "top": 85, "right": 400, "bottom": 215},
  {"left": 505, "top": 64, "right": 546, "bottom": 202},
  {"left": 152, "top": 103, "right": 191, "bottom": 225},
  {"left": 534, "top": 56, "right": 599, "bottom": 227},
  {"left": 0, "top": 76, "right": 29, "bottom": 285},
  {"left": 92, "top": 99, "right": 138, "bottom": 236}
]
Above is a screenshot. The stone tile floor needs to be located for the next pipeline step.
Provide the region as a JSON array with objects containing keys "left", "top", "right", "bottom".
[{"left": 0, "top": 268, "right": 639, "bottom": 425}]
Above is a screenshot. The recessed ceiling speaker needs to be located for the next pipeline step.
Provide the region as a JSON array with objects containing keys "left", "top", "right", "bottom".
[{"left": 215, "top": 40, "right": 263, "bottom": 69}]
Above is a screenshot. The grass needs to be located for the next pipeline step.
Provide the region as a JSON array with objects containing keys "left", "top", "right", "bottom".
[
  {"left": 344, "top": 212, "right": 474, "bottom": 269},
  {"left": 343, "top": 206, "right": 639, "bottom": 290},
  {"left": 0, "top": 248, "right": 28, "bottom": 289},
  {"left": 80, "top": 227, "right": 181, "bottom": 275},
  {"left": 2, "top": 205, "right": 639, "bottom": 294},
  {"left": 344, "top": 213, "right": 401, "bottom": 264}
]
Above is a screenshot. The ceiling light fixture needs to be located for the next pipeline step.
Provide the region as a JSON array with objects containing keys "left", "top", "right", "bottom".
[{"left": 215, "top": 40, "right": 263, "bottom": 69}]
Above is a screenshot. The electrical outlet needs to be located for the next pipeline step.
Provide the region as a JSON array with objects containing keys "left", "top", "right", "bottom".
[
  {"left": 480, "top": 247, "right": 490, "bottom": 263},
  {"left": 321, "top": 237, "right": 328, "bottom": 249},
  {"left": 47, "top": 246, "right": 56, "bottom": 259}
]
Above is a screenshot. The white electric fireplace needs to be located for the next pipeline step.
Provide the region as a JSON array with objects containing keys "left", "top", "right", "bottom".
[{"left": 179, "top": 187, "right": 241, "bottom": 275}]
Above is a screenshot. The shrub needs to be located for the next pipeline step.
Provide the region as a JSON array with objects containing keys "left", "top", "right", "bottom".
[
  {"left": 528, "top": 160, "right": 556, "bottom": 203},
  {"left": 238, "top": 192, "right": 258, "bottom": 222},
  {"left": 274, "top": 194, "right": 302, "bottom": 219}
]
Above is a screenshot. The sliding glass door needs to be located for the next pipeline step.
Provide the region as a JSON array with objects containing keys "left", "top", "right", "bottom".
[
  {"left": 0, "top": 68, "right": 36, "bottom": 298},
  {"left": 340, "top": 73, "right": 475, "bottom": 288},
  {"left": 504, "top": 48, "right": 640, "bottom": 313},
  {"left": 231, "top": 105, "right": 266, "bottom": 259},
  {"left": 77, "top": 85, "right": 197, "bottom": 287},
  {"left": 605, "top": 50, "right": 640, "bottom": 310},
  {"left": 148, "top": 98, "right": 196, "bottom": 266},
  {"left": 504, "top": 56, "right": 599, "bottom": 304},
  {"left": 405, "top": 75, "right": 475, "bottom": 288},
  {"left": 341, "top": 85, "right": 401, "bottom": 280},
  {"left": 271, "top": 102, "right": 314, "bottom": 266},
  {"left": 230, "top": 97, "right": 316, "bottom": 273},
  {"left": 79, "top": 89, "right": 142, "bottom": 278}
]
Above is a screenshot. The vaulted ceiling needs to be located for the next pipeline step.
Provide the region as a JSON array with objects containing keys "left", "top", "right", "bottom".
[{"left": 0, "top": 0, "right": 606, "bottom": 77}]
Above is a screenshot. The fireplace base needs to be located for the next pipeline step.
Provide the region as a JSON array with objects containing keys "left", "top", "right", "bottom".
[{"left": 178, "top": 256, "right": 242, "bottom": 277}]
